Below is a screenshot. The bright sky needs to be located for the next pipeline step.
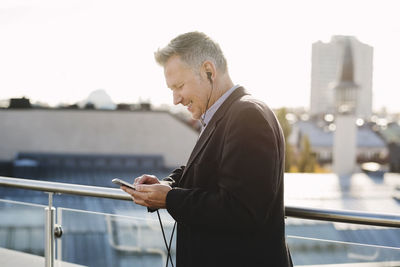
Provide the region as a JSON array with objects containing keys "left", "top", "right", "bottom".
[{"left": 1, "top": 0, "right": 399, "bottom": 112}]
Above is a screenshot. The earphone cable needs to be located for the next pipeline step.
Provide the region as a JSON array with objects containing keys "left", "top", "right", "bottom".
[
  {"left": 167, "top": 222, "right": 176, "bottom": 267},
  {"left": 200, "top": 74, "right": 214, "bottom": 128},
  {"left": 157, "top": 210, "right": 175, "bottom": 267}
]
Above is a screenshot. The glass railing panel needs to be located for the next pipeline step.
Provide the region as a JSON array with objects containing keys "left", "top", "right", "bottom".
[
  {"left": 0, "top": 198, "right": 46, "bottom": 256},
  {"left": 57, "top": 207, "right": 176, "bottom": 267},
  {"left": 287, "top": 235, "right": 400, "bottom": 266},
  {"left": 286, "top": 217, "right": 400, "bottom": 248}
]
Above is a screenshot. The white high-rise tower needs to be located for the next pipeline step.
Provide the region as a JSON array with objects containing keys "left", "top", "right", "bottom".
[{"left": 310, "top": 36, "right": 373, "bottom": 119}]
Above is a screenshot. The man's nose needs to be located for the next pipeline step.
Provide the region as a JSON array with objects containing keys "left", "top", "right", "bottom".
[{"left": 173, "top": 92, "right": 182, "bottom": 105}]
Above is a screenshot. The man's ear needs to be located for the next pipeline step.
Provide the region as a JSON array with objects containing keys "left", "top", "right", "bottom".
[{"left": 201, "top": 60, "right": 216, "bottom": 82}]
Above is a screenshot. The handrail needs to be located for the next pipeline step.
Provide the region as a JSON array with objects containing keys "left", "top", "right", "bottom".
[
  {"left": 0, "top": 176, "right": 131, "bottom": 201},
  {"left": 1, "top": 176, "right": 400, "bottom": 228},
  {"left": 285, "top": 206, "right": 400, "bottom": 228}
]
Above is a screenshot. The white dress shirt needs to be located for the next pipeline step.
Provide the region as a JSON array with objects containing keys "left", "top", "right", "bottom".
[{"left": 199, "top": 84, "right": 241, "bottom": 136}]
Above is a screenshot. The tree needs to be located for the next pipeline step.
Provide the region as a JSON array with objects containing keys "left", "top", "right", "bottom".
[
  {"left": 276, "top": 108, "right": 293, "bottom": 172},
  {"left": 297, "top": 135, "right": 316, "bottom": 173}
]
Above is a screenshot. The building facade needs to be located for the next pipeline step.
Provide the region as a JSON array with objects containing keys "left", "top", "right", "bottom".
[
  {"left": 289, "top": 120, "right": 388, "bottom": 167},
  {"left": 0, "top": 109, "right": 198, "bottom": 168}
]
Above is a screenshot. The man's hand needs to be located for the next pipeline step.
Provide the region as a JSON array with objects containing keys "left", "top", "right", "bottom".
[
  {"left": 133, "top": 174, "right": 160, "bottom": 186},
  {"left": 122, "top": 184, "right": 172, "bottom": 209}
]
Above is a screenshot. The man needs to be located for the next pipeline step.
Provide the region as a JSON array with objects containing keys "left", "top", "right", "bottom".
[{"left": 122, "top": 32, "right": 293, "bottom": 267}]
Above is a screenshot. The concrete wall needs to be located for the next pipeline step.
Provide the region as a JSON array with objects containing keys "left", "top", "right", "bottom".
[{"left": 0, "top": 109, "right": 198, "bottom": 168}]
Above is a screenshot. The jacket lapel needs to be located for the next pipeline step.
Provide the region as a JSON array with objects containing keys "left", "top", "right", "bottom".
[{"left": 180, "top": 87, "right": 248, "bottom": 181}]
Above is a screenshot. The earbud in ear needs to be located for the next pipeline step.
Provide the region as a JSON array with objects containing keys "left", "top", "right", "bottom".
[{"left": 206, "top": 72, "right": 212, "bottom": 83}]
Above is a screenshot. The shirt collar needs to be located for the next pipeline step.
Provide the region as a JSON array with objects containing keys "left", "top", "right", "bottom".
[{"left": 199, "top": 84, "right": 241, "bottom": 132}]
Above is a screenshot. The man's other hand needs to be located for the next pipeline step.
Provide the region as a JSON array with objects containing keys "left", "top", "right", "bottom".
[{"left": 122, "top": 184, "right": 172, "bottom": 209}]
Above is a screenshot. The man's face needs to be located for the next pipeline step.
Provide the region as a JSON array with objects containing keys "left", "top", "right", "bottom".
[{"left": 164, "top": 55, "right": 210, "bottom": 120}]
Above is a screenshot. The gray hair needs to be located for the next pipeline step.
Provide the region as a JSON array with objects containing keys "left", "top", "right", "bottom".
[{"left": 154, "top": 32, "right": 227, "bottom": 73}]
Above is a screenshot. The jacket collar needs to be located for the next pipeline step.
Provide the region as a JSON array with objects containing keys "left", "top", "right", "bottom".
[{"left": 180, "top": 87, "right": 249, "bottom": 181}]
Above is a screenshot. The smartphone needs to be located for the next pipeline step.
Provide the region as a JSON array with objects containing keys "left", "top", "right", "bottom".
[{"left": 112, "top": 178, "right": 136, "bottom": 190}]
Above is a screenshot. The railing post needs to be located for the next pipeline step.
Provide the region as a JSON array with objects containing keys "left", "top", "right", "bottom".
[{"left": 45, "top": 192, "right": 55, "bottom": 267}]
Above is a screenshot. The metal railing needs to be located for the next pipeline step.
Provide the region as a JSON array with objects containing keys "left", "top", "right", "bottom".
[{"left": 1, "top": 175, "right": 400, "bottom": 266}]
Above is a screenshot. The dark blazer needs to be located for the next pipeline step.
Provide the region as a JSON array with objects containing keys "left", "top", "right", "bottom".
[{"left": 165, "top": 87, "right": 292, "bottom": 267}]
